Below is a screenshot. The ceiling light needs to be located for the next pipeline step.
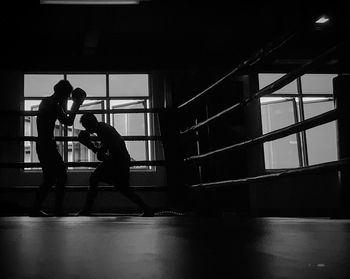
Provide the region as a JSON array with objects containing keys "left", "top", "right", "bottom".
[
  {"left": 40, "top": 0, "right": 140, "bottom": 4},
  {"left": 315, "top": 16, "right": 330, "bottom": 24}
]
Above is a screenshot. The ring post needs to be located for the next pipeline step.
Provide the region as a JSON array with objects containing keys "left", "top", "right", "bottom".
[{"left": 333, "top": 75, "right": 350, "bottom": 218}]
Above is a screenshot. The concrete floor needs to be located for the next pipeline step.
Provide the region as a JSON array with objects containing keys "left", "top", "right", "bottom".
[{"left": 0, "top": 216, "right": 349, "bottom": 279}]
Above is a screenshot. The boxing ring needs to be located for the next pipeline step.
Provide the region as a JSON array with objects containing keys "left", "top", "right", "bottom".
[{"left": 175, "top": 30, "right": 350, "bottom": 214}]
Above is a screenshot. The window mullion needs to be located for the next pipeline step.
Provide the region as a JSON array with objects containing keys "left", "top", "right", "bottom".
[
  {"left": 292, "top": 98, "right": 304, "bottom": 167},
  {"left": 143, "top": 100, "right": 149, "bottom": 162},
  {"left": 63, "top": 74, "right": 69, "bottom": 162},
  {"left": 297, "top": 77, "right": 309, "bottom": 166},
  {"left": 106, "top": 74, "right": 110, "bottom": 124}
]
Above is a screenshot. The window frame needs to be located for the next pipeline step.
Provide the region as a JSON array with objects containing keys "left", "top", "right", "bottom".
[
  {"left": 22, "top": 72, "right": 155, "bottom": 172},
  {"left": 259, "top": 73, "right": 337, "bottom": 171}
]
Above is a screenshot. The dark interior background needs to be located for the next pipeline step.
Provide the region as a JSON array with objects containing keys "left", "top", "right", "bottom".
[
  {"left": 0, "top": 0, "right": 349, "bottom": 216},
  {"left": 1, "top": 0, "right": 349, "bottom": 73}
]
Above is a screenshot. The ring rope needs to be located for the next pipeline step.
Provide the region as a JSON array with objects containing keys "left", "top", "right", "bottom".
[
  {"left": 0, "top": 185, "right": 169, "bottom": 192},
  {"left": 190, "top": 158, "right": 350, "bottom": 190},
  {"left": 0, "top": 160, "right": 166, "bottom": 168},
  {"left": 0, "top": 108, "right": 166, "bottom": 116},
  {"left": 184, "top": 109, "right": 338, "bottom": 163},
  {"left": 0, "top": 135, "right": 162, "bottom": 142},
  {"left": 180, "top": 42, "right": 344, "bottom": 135},
  {"left": 177, "top": 32, "right": 297, "bottom": 109}
]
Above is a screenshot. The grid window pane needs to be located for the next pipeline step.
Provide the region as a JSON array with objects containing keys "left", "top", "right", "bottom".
[
  {"left": 261, "top": 99, "right": 296, "bottom": 132},
  {"left": 259, "top": 73, "right": 338, "bottom": 170},
  {"left": 69, "top": 100, "right": 105, "bottom": 163},
  {"left": 68, "top": 141, "right": 98, "bottom": 164},
  {"left": 258, "top": 73, "right": 298, "bottom": 95},
  {"left": 24, "top": 141, "right": 39, "bottom": 163},
  {"left": 260, "top": 99, "right": 299, "bottom": 168},
  {"left": 109, "top": 74, "right": 149, "bottom": 96},
  {"left": 301, "top": 74, "right": 337, "bottom": 94},
  {"left": 111, "top": 100, "right": 146, "bottom": 136},
  {"left": 24, "top": 74, "right": 153, "bottom": 170},
  {"left": 304, "top": 100, "right": 338, "bottom": 164},
  {"left": 24, "top": 74, "right": 64, "bottom": 97},
  {"left": 263, "top": 137, "right": 299, "bottom": 169},
  {"left": 111, "top": 100, "right": 147, "bottom": 161},
  {"left": 67, "top": 74, "right": 106, "bottom": 97}
]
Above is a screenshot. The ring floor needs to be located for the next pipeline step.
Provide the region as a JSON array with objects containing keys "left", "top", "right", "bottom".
[{"left": 0, "top": 216, "right": 349, "bottom": 279}]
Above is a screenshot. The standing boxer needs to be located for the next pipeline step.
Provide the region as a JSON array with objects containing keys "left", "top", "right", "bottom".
[{"left": 29, "top": 80, "right": 86, "bottom": 217}]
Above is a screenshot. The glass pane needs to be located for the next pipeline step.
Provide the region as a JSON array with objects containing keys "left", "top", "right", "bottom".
[
  {"left": 303, "top": 98, "right": 334, "bottom": 119},
  {"left": 24, "top": 141, "right": 39, "bottom": 163},
  {"left": 67, "top": 74, "right": 106, "bottom": 97},
  {"left": 24, "top": 102, "right": 39, "bottom": 167},
  {"left": 301, "top": 74, "right": 337, "bottom": 95},
  {"left": 109, "top": 74, "right": 149, "bottom": 96},
  {"left": 24, "top": 74, "right": 64, "bottom": 97},
  {"left": 25, "top": 100, "right": 40, "bottom": 111},
  {"left": 111, "top": 100, "right": 147, "bottom": 161},
  {"left": 69, "top": 100, "right": 105, "bottom": 163},
  {"left": 263, "top": 137, "right": 299, "bottom": 169},
  {"left": 68, "top": 100, "right": 105, "bottom": 127},
  {"left": 260, "top": 99, "right": 299, "bottom": 168},
  {"left": 24, "top": 101, "right": 40, "bottom": 143},
  {"left": 260, "top": 99, "right": 296, "bottom": 132},
  {"left": 24, "top": 140, "right": 65, "bottom": 166},
  {"left": 304, "top": 99, "right": 338, "bottom": 164},
  {"left": 68, "top": 140, "right": 98, "bottom": 166},
  {"left": 258, "top": 73, "right": 298, "bottom": 95},
  {"left": 111, "top": 100, "right": 146, "bottom": 136}
]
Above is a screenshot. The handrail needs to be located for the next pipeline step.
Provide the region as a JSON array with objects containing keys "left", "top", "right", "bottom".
[
  {"left": 180, "top": 42, "right": 344, "bottom": 135},
  {"left": 185, "top": 109, "right": 338, "bottom": 163},
  {"left": 190, "top": 158, "right": 350, "bottom": 190}
]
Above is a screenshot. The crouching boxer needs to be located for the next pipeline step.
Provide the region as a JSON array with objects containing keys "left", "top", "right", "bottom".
[{"left": 76, "top": 112, "right": 154, "bottom": 217}]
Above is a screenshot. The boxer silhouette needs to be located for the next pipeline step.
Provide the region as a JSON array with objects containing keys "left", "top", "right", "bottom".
[
  {"left": 29, "top": 80, "right": 86, "bottom": 216},
  {"left": 76, "top": 112, "right": 154, "bottom": 217}
]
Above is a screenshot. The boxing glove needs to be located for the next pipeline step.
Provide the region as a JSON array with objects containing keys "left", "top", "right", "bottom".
[
  {"left": 78, "top": 130, "right": 97, "bottom": 153},
  {"left": 72, "top": 88, "right": 86, "bottom": 106},
  {"left": 96, "top": 150, "right": 108, "bottom": 161}
]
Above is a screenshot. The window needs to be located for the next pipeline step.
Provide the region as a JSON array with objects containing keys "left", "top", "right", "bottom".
[
  {"left": 259, "top": 73, "right": 338, "bottom": 169},
  {"left": 24, "top": 73, "right": 153, "bottom": 170}
]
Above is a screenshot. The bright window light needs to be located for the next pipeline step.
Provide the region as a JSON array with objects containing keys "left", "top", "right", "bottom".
[{"left": 315, "top": 16, "right": 330, "bottom": 24}]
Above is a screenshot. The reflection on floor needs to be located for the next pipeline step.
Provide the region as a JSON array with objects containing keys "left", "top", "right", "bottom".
[{"left": 0, "top": 217, "right": 349, "bottom": 279}]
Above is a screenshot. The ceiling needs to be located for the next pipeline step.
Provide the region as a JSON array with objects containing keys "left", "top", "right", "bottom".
[{"left": 1, "top": 0, "right": 349, "bottom": 72}]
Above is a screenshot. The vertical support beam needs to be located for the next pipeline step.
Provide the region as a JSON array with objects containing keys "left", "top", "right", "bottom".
[
  {"left": 242, "top": 73, "right": 265, "bottom": 176},
  {"left": 241, "top": 73, "right": 266, "bottom": 215},
  {"left": 157, "top": 72, "right": 186, "bottom": 209},
  {"left": 194, "top": 118, "right": 202, "bottom": 183},
  {"left": 333, "top": 75, "right": 350, "bottom": 217}
]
